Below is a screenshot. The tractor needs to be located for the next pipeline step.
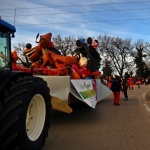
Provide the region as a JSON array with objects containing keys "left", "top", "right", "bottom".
[{"left": 0, "top": 19, "right": 51, "bottom": 150}]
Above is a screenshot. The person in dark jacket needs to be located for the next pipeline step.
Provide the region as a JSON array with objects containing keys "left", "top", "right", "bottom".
[
  {"left": 122, "top": 76, "right": 129, "bottom": 100},
  {"left": 76, "top": 39, "right": 87, "bottom": 58},
  {"left": 86, "top": 37, "right": 101, "bottom": 72},
  {"left": 110, "top": 75, "right": 123, "bottom": 106}
]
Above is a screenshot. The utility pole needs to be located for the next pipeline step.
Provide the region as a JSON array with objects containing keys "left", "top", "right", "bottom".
[{"left": 14, "top": 9, "right": 16, "bottom": 26}]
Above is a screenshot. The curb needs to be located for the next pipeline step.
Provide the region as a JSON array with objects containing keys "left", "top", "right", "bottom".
[{"left": 139, "top": 90, "right": 150, "bottom": 117}]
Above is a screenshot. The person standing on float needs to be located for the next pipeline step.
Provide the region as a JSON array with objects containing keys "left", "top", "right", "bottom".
[{"left": 86, "top": 37, "right": 101, "bottom": 72}]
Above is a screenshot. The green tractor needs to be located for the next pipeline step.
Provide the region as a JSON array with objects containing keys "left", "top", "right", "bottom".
[{"left": 0, "top": 19, "right": 51, "bottom": 150}]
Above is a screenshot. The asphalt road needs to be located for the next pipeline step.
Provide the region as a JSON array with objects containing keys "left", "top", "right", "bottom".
[{"left": 43, "top": 85, "right": 150, "bottom": 150}]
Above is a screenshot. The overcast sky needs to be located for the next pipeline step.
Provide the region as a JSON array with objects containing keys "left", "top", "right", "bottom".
[{"left": 1, "top": 0, "right": 150, "bottom": 47}]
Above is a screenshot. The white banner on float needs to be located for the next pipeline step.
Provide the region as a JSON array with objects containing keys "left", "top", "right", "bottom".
[
  {"left": 71, "top": 79, "right": 97, "bottom": 109},
  {"left": 70, "top": 79, "right": 112, "bottom": 109},
  {"left": 36, "top": 76, "right": 112, "bottom": 109},
  {"left": 36, "top": 76, "right": 70, "bottom": 103},
  {"left": 96, "top": 79, "right": 112, "bottom": 102}
]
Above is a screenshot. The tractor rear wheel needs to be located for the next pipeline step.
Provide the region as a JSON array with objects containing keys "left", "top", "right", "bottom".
[{"left": 0, "top": 76, "right": 51, "bottom": 150}]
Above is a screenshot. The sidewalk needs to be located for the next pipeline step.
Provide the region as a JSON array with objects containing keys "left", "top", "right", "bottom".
[{"left": 139, "top": 85, "right": 150, "bottom": 117}]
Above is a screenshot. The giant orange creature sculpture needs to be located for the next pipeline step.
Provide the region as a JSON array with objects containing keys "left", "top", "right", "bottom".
[{"left": 24, "top": 33, "right": 79, "bottom": 69}]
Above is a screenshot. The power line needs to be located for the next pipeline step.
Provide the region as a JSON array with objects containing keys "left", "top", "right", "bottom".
[
  {"left": 1, "top": 0, "right": 150, "bottom": 10},
  {"left": 15, "top": 17, "right": 150, "bottom": 26},
  {"left": 2, "top": 7, "right": 150, "bottom": 18},
  {"left": 2, "top": 1, "right": 150, "bottom": 26}
]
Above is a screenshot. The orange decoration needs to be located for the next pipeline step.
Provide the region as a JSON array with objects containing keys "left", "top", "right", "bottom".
[
  {"left": 24, "top": 32, "right": 79, "bottom": 69},
  {"left": 11, "top": 33, "right": 101, "bottom": 79},
  {"left": 82, "top": 74, "right": 86, "bottom": 79},
  {"left": 11, "top": 50, "right": 19, "bottom": 68}
]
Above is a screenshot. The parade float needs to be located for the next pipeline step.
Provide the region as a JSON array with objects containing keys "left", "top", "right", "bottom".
[
  {"left": 12, "top": 32, "right": 112, "bottom": 113},
  {"left": 0, "top": 17, "right": 112, "bottom": 150}
]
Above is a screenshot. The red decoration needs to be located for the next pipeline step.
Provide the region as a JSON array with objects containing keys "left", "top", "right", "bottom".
[{"left": 11, "top": 34, "right": 101, "bottom": 79}]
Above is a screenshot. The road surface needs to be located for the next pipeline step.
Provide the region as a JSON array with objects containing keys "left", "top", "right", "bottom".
[{"left": 43, "top": 84, "right": 150, "bottom": 150}]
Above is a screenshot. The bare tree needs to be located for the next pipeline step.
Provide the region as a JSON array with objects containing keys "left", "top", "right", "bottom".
[
  {"left": 13, "top": 42, "right": 26, "bottom": 56},
  {"left": 98, "top": 35, "right": 133, "bottom": 77},
  {"left": 52, "top": 35, "right": 76, "bottom": 56},
  {"left": 13, "top": 42, "right": 31, "bottom": 67}
]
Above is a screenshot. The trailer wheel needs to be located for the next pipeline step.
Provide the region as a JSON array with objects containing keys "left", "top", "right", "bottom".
[{"left": 0, "top": 76, "right": 51, "bottom": 150}]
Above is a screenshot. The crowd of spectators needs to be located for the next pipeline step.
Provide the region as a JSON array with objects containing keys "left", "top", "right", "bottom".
[
  {"left": 100, "top": 74, "right": 149, "bottom": 106},
  {"left": 101, "top": 75, "right": 150, "bottom": 87}
]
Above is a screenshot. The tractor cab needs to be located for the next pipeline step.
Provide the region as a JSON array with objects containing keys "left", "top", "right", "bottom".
[{"left": 0, "top": 18, "right": 16, "bottom": 71}]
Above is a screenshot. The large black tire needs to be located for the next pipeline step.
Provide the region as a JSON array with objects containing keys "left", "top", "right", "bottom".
[{"left": 0, "top": 76, "right": 51, "bottom": 150}]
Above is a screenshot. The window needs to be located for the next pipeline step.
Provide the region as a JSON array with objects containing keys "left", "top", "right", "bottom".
[{"left": 0, "top": 32, "right": 11, "bottom": 70}]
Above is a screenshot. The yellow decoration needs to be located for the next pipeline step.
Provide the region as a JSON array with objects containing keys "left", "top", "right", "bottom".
[
  {"left": 51, "top": 96, "right": 73, "bottom": 114},
  {"left": 79, "top": 54, "right": 87, "bottom": 67}
]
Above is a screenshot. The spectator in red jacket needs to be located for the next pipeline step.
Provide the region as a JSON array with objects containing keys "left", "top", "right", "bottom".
[
  {"left": 107, "top": 76, "right": 112, "bottom": 89},
  {"left": 128, "top": 76, "right": 133, "bottom": 90},
  {"left": 136, "top": 78, "right": 141, "bottom": 88}
]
